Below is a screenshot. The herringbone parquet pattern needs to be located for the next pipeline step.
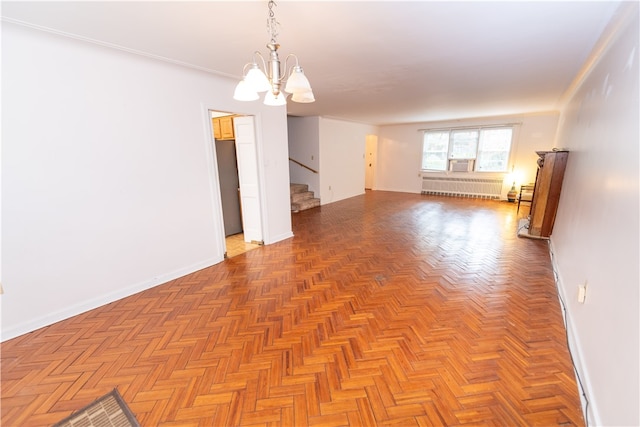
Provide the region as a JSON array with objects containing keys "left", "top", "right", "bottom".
[{"left": 1, "top": 192, "right": 583, "bottom": 426}]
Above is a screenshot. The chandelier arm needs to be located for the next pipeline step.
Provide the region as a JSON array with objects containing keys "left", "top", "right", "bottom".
[
  {"left": 241, "top": 62, "right": 252, "bottom": 76},
  {"left": 282, "top": 54, "right": 300, "bottom": 78},
  {"left": 252, "top": 51, "right": 268, "bottom": 73}
]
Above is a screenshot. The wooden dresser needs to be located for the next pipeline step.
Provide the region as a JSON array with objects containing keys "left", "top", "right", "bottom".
[{"left": 528, "top": 150, "right": 569, "bottom": 237}]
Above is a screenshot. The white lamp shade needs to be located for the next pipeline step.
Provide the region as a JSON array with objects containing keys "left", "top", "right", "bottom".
[
  {"left": 284, "top": 66, "right": 312, "bottom": 94},
  {"left": 245, "top": 65, "right": 271, "bottom": 92},
  {"left": 233, "top": 80, "right": 259, "bottom": 101},
  {"left": 264, "top": 91, "right": 287, "bottom": 106},
  {"left": 291, "top": 90, "right": 315, "bottom": 103}
]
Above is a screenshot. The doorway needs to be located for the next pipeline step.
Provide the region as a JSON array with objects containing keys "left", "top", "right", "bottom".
[
  {"left": 365, "top": 134, "right": 378, "bottom": 190},
  {"left": 225, "top": 233, "right": 261, "bottom": 258},
  {"left": 215, "top": 136, "right": 242, "bottom": 237},
  {"left": 210, "top": 111, "right": 263, "bottom": 258}
]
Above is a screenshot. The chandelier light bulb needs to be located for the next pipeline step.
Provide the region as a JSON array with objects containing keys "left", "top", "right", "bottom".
[
  {"left": 284, "top": 66, "right": 312, "bottom": 94},
  {"left": 233, "top": 79, "right": 260, "bottom": 101},
  {"left": 264, "top": 91, "right": 287, "bottom": 106},
  {"left": 245, "top": 64, "right": 271, "bottom": 93},
  {"left": 291, "top": 90, "right": 315, "bottom": 103}
]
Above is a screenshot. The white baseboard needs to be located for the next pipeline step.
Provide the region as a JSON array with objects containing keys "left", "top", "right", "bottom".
[
  {"left": 265, "top": 231, "right": 294, "bottom": 245},
  {"left": 548, "top": 239, "right": 601, "bottom": 426},
  {"left": 1, "top": 257, "right": 221, "bottom": 342}
]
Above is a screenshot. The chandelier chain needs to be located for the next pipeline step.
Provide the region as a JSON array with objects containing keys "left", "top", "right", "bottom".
[{"left": 267, "top": 0, "right": 279, "bottom": 44}]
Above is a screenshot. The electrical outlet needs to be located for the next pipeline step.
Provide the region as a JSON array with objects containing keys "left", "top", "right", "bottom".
[{"left": 577, "top": 283, "right": 587, "bottom": 303}]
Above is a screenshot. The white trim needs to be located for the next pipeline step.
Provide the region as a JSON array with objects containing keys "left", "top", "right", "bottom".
[
  {"left": 557, "top": 2, "right": 639, "bottom": 110},
  {"left": 252, "top": 114, "right": 272, "bottom": 245},
  {"left": 1, "top": 17, "right": 239, "bottom": 80},
  {"left": 268, "top": 231, "right": 295, "bottom": 244},
  {"left": 418, "top": 122, "right": 522, "bottom": 132},
  {"left": 202, "top": 105, "right": 228, "bottom": 258},
  {"left": 548, "top": 238, "right": 600, "bottom": 426}
]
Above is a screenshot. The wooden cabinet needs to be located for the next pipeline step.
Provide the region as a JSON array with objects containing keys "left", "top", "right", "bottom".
[
  {"left": 212, "top": 118, "right": 222, "bottom": 140},
  {"left": 219, "top": 116, "right": 235, "bottom": 139},
  {"left": 212, "top": 115, "right": 235, "bottom": 140},
  {"left": 528, "top": 150, "right": 569, "bottom": 237}
]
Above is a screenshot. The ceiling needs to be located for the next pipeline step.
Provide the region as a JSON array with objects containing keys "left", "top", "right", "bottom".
[{"left": 2, "top": 1, "right": 621, "bottom": 125}]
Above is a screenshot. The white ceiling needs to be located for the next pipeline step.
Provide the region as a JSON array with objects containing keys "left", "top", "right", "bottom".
[{"left": 2, "top": 1, "right": 621, "bottom": 125}]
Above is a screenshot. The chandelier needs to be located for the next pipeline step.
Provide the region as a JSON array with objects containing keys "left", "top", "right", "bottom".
[{"left": 233, "top": 0, "right": 315, "bottom": 106}]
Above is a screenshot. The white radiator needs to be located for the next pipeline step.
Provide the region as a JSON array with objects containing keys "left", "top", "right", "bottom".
[{"left": 421, "top": 176, "right": 503, "bottom": 199}]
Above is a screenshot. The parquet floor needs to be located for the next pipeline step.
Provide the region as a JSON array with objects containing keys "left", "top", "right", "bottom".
[{"left": 1, "top": 191, "right": 583, "bottom": 426}]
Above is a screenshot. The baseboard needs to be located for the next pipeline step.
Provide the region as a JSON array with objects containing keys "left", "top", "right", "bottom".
[
  {"left": 548, "top": 239, "right": 601, "bottom": 426},
  {"left": 265, "top": 230, "right": 294, "bottom": 245},
  {"left": 1, "top": 257, "right": 221, "bottom": 342},
  {"left": 376, "top": 187, "right": 422, "bottom": 194}
]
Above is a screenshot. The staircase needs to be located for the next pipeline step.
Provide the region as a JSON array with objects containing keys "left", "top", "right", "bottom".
[{"left": 290, "top": 183, "right": 320, "bottom": 213}]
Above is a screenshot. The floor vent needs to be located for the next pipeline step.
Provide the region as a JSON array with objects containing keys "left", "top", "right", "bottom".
[{"left": 421, "top": 177, "right": 503, "bottom": 199}]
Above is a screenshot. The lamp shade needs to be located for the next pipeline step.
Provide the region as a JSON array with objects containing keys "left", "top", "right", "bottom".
[
  {"left": 291, "top": 90, "right": 315, "bottom": 103},
  {"left": 245, "top": 64, "right": 271, "bottom": 92},
  {"left": 284, "top": 66, "right": 312, "bottom": 94},
  {"left": 233, "top": 80, "right": 259, "bottom": 101},
  {"left": 264, "top": 91, "right": 287, "bottom": 106}
]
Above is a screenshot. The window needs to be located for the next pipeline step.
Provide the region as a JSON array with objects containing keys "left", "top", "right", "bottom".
[
  {"left": 421, "top": 127, "right": 513, "bottom": 172},
  {"left": 476, "top": 128, "right": 512, "bottom": 172},
  {"left": 422, "top": 132, "right": 448, "bottom": 171},
  {"left": 450, "top": 130, "right": 478, "bottom": 159}
]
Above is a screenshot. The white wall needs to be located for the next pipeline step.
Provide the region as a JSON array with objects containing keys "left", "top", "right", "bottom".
[
  {"left": 287, "top": 116, "right": 377, "bottom": 205},
  {"left": 551, "top": 5, "right": 639, "bottom": 425},
  {"left": 318, "top": 118, "right": 377, "bottom": 204},
  {"left": 376, "top": 113, "right": 560, "bottom": 195},
  {"left": 2, "top": 22, "right": 292, "bottom": 340},
  {"left": 287, "top": 116, "right": 320, "bottom": 197}
]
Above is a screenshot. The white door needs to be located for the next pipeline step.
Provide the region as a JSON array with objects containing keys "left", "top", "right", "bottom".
[
  {"left": 234, "top": 116, "right": 263, "bottom": 243},
  {"left": 365, "top": 134, "right": 377, "bottom": 190}
]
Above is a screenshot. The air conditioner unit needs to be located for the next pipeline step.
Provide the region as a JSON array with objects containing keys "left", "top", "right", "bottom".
[{"left": 449, "top": 159, "right": 474, "bottom": 172}]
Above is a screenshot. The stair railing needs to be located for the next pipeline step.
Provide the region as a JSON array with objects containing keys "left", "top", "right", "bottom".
[{"left": 289, "top": 157, "right": 318, "bottom": 174}]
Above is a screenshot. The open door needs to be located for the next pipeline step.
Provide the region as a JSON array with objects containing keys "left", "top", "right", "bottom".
[
  {"left": 365, "top": 134, "right": 377, "bottom": 190},
  {"left": 233, "top": 116, "right": 263, "bottom": 243},
  {"left": 214, "top": 138, "right": 243, "bottom": 237}
]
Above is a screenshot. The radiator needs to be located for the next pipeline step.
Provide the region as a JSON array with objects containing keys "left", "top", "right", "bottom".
[{"left": 421, "top": 176, "right": 503, "bottom": 199}]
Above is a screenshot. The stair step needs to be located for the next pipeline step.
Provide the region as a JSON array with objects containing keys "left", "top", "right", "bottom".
[
  {"left": 290, "top": 183, "right": 309, "bottom": 195},
  {"left": 291, "top": 198, "right": 321, "bottom": 213},
  {"left": 291, "top": 191, "right": 315, "bottom": 203},
  {"left": 290, "top": 183, "right": 320, "bottom": 213}
]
